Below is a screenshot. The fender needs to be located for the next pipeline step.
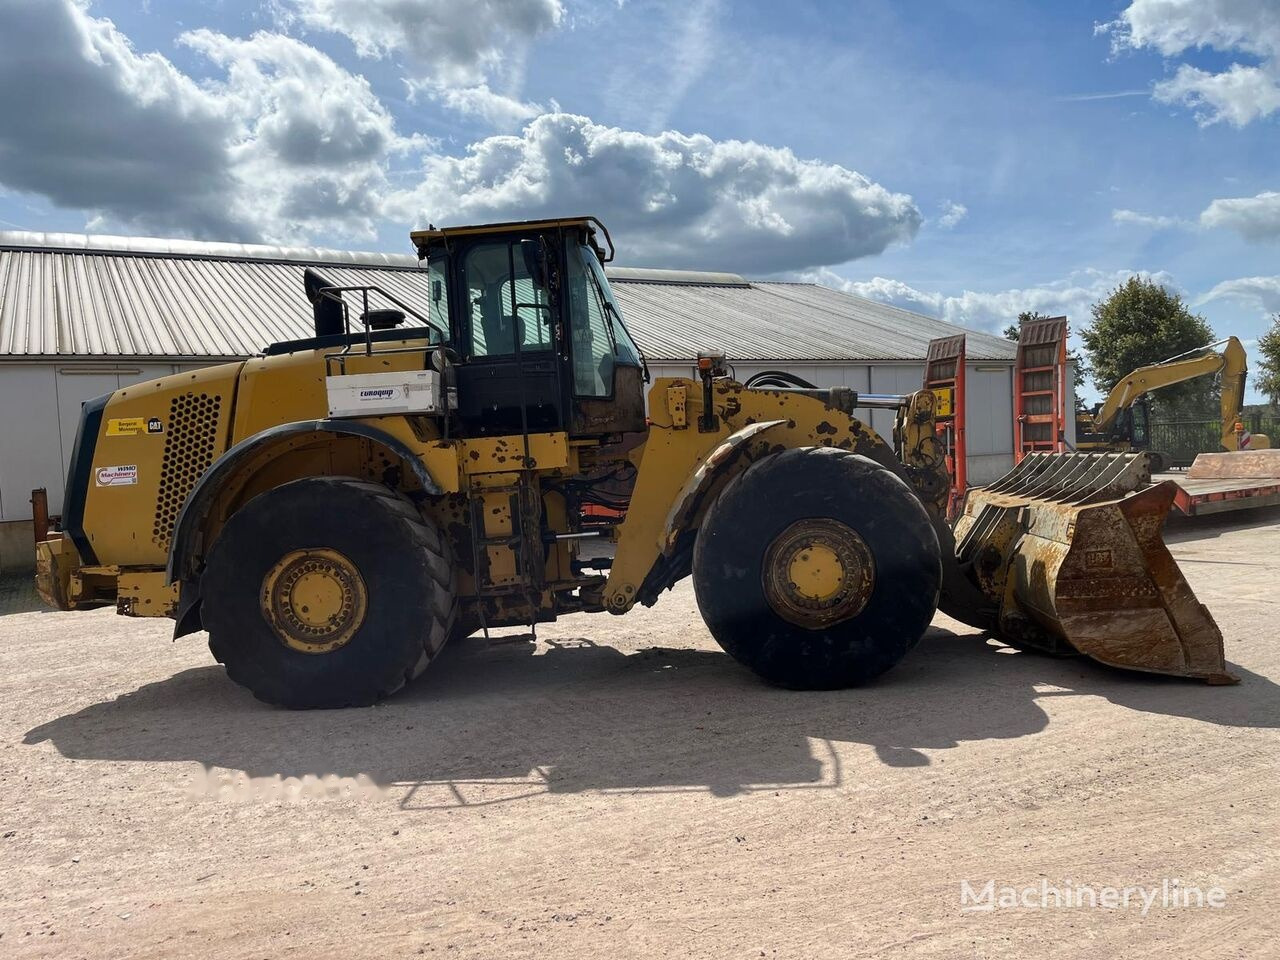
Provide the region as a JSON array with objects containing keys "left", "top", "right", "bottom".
[
  {"left": 630, "top": 420, "right": 787, "bottom": 607},
  {"left": 166, "top": 418, "right": 443, "bottom": 585},
  {"left": 659, "top": 419, "right": 787, "bottom": 555}
]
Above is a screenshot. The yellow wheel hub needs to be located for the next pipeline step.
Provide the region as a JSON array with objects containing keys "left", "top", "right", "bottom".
[
  {"left": 261, "top": 548, "right": 367, "bottom": 654},
  {"left": 787, "top": 543, "right": 845, "bottom": 602},
  {"left": 762, "top": 519, "right": 875, "bottom": 629}
]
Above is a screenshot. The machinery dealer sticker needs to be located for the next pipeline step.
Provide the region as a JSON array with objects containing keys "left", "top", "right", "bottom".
[
  {"left": 107, "top": 417, "right": 164, "bottom": 436},
  {"left": 95, "top": 464, "right": 138, "bottom": 487}
]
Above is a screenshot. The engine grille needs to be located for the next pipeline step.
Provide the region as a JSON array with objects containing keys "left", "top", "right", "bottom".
[{"left": 152, "top": 392, "right": 223, "bottom": 549}]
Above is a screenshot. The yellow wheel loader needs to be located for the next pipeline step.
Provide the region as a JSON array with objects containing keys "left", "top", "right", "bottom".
[
  {"left": 1075, "top": 336, "right": 1271, "bottom": 471},
  {"left": 34, "top": 218, "right": 1237, "bottom": 708}
]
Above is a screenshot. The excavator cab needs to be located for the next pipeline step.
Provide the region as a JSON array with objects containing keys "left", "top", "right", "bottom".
[
  {"left": 1099, "top": 398, "right": 1151, "bottom": 450},
  {"left": 411, "top": 218, "right": 648, "bottom": 440}
]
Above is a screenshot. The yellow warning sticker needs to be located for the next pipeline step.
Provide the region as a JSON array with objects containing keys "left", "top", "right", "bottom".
[
  {"left": 931, "top": 387, "right": 954, "bottom": 418},
  {"left": 107, "top": 417, "right": 145, "bottom": 436},
  {"left": 107, "top": 417, "right": 163, "bottom": 436}
]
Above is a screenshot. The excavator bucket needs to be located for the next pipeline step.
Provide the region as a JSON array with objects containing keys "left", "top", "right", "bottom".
[{"left": 950, "top": 452, "right": 1236, "bottom": 683}]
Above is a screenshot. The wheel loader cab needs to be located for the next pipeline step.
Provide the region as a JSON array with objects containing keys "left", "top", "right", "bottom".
[{"left": 414, "top": 218, "right": 648, "bottom": 439}]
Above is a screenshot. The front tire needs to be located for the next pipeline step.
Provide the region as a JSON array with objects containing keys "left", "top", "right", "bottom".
[
  {"left": 692, "top": 448, "right": 941, "bottom": 689},
  {"left": 202, "top": 476, "right": 456, "bottom": 708}
]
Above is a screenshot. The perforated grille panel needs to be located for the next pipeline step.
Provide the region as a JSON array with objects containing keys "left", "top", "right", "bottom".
[{"left": 152, "top": 392, "right": 223, "bottom": 548}]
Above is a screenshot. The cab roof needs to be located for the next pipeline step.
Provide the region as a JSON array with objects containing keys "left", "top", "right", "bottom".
[{"left": 409, "top": 217, "right": 612, "bottom": 260}]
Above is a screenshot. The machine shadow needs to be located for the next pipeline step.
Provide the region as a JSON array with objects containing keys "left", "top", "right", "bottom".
[{"left": 24, "top": 626, "right": 1280, "bottom": 800}]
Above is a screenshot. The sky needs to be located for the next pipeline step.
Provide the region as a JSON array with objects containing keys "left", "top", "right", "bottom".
[{"left": 0, "top": 0, "right": 1276, "bottom": 400}]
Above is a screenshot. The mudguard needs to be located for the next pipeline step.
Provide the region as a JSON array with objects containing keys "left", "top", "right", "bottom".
[{"left": 166, "top": 418, "right": 442, "bottom": 585}]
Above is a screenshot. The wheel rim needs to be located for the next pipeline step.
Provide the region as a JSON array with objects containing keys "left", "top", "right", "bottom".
[
  {"left": 261, "top": 548, "right": 368, "bottom": 654},
  {"left": 762, "top": 519, "right": 875, "bottom": 629}
]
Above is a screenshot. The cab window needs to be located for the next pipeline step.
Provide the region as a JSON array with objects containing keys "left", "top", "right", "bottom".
[
  {"left": 426, "top": 251, "right": 450, "bottom": 340},
  {"left": 462, "top": 240, "right": 554, "bottom": 358},
  {"left": 567, "top": 244, "right": 642, "bottom": 397}
]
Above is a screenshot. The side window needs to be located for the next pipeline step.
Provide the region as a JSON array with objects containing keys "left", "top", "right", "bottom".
[
  {"left": 463, "top": 241, "right": 553, "bottom": 358},
  {"left": 427, "top": 252, "right": 449, "bottom": 341},
  {"left": 567, "top": 247, "right": 614, "bottom": 397}
]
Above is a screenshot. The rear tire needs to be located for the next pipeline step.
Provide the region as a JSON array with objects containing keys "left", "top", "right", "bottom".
[
  {"left": 202, "top": 476, "right": 456, "bottom": 708},
  {"left": 692, "top": 448, "right": 941, "bottom": 689}
]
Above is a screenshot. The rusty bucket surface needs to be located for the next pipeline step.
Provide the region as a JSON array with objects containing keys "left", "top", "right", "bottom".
[{"left": 951, "top": 452, "right": 1236, "bottom": 683}]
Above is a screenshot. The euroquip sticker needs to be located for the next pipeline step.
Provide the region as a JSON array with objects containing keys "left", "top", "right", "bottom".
[{"left": 95, "top": 464, "right": 138, "bottom": 487}]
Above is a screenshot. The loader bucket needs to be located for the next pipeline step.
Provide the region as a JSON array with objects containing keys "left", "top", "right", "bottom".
[{"left": 950, "top": 452, "right": 1236, "bottom": 683}]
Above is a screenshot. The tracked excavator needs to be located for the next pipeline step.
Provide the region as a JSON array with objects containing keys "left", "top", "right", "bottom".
[
  {"left": 1075, "top": 336, "right": 1270, "bottom": 471},
  {"left": 34, "top": 217, "right": 1237, "bottom": 707}
]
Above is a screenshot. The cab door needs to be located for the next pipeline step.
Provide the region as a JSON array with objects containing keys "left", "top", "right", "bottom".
[{"left": 452, "top": 236, "right": 565, "bottom": 437}]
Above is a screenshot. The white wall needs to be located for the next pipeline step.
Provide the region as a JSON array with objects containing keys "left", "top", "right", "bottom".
[
  {"left": 648, "top": 360, "right": 1015, "bottom": 485},
  {"left": 964, "top": 363, "right": 1015, "bottom": 484},
  {"left": 0, "top": 361, "right": 207, "bottom": 522}
]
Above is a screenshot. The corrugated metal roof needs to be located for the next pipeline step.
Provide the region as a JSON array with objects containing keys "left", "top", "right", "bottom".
[{"left": 0, "top": 231, "right": 1015, "bottom": 363}]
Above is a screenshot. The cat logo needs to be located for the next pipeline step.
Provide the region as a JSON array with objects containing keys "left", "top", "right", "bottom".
[{"left": 1085, "top": 549, "right": 1114, "bottom": 569}]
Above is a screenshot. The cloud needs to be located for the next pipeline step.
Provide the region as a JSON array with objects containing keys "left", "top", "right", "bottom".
[
  {"left": 1105, "top": 0, "right": 1280, "bottom": 58},
  {"left": 394, "top": 113, "right": 922, "bottom": 273},
  {"left": 0, "top": 1, "right": 431, "bottom": 243},
  {"left": 405, "top": 80, "right": 546, "bottom": 128},
  {"left": 1112, "top": 208, "right": 1185, "bottom": 228},
  {"left": 1155, "top": 63, "right": 1280, "bottom": 126},
  {"left": 1200, "top": 276, "right": 1280, "bottom": 314},
  {"left": 1103, "top": 0, "right": 1280, "bottom": 126},
  {"left": 0, "top": 0, "right": 243, "bottom": 238},
  {"left": 807, "top": 267, "right": 1179, "bottom": 333},
  {"left": 284, "top": 0, "right": 563, "bottom": 124},
  {"left": 179, "top": 28, "right": 431, "bottom": 241},
  {"left": 936, "top": 200, "right": 967, "bottom": 229},
  {"left": 1199, "top": 191, "right": 1280, "bottom": 242}
]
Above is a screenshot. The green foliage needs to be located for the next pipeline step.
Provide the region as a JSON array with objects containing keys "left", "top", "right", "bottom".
[
  {"left": 1257, "top": 314, "right": 1280, "bottom": 406},
  {"left": 1080, "top": 277, "right": 1216, "bottom": 418}
]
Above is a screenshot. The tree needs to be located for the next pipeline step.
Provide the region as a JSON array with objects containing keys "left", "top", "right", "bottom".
[
  {"left": 1258, "top": 314, "right": 1280, "bottom": 407},
  {"left": 1080, "top": 277, "right": 1215, "bottom": 418},
  {"left": 1004, "top": 311, "right": 1087, "bottom": 393}
]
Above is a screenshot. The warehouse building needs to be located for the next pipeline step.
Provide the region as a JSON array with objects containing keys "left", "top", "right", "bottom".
[{"left": 0, "top": 231, "right": 1018, "bottom": 570}]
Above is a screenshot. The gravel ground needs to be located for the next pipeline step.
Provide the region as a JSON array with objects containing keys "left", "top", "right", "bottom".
[{"left": 1, "top": 509, "right": 1277, "bottom": 959}]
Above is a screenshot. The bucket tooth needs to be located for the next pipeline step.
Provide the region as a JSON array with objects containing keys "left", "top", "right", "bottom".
[{"left": 948, "top": 453, "right": 1236, "bottom": 683}]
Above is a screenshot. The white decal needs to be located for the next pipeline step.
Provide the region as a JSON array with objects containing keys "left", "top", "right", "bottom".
[{"left": 95, "top": 464, "right": 138, "bottom": 487}]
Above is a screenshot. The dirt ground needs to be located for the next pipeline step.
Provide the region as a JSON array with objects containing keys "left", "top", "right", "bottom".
[{"left": 2, "top": 509, "right": 1278, "bottom": 959}]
